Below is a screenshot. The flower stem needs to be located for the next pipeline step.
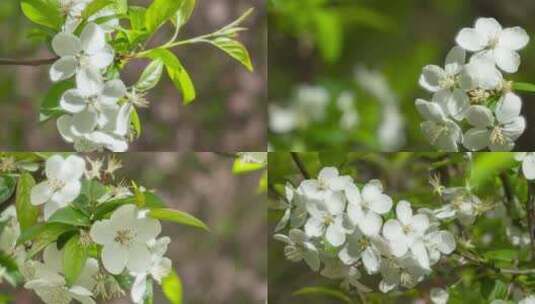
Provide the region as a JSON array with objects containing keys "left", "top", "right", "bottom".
[
  {"left": 290, "top": 153, "right": 310, "bottom": 179},
  {"left": 0, "top": 56, "right": 58, "bottom": 66}
]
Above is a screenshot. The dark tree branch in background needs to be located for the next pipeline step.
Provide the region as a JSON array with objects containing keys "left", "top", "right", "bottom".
[
  {"left": 0, "top": 57, "right": 58, "bottom": 66},
  {"left": 290, "top": 152, "right": 310, "bottom": 179},
  {"left": 527, "top": 182, "right": 535, "bottom": 260},
  {"left": 214, "top": 152, "right": 238, "bottom": 159},
  {"left": 500, "top": 173, "right": 523, "bottom": 228}
]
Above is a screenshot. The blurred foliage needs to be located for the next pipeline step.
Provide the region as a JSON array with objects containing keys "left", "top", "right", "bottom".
[
  {"left": 268, "top": 0, "right": 535, "bottom": 151},
  {"left": 268, "top": 152, "right": 535, "bottom": 303}
]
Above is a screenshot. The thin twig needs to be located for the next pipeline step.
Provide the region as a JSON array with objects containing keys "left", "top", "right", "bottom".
[
  {"left": 0, "top": 57, "right": 58, "bottom": 66},
  {"left": 527, "top": 182, "right": 535, "bottom": 260},
  {"left": 290, "top": 152, "right": 310, "bottom": 179}
]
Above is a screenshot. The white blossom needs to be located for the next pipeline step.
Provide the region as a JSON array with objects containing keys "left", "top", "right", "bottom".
[
  {"left": 30, "top": 155, "right": 85, "bottom": 219},
  {"left": 516, "top": 152, "right": 535, "bottom": 180},
  {"left": 274, "top": 229, "right": 320, "bottom": 271},
  {"left": 430, "top": 287, "right": 449, "bottom": 304},
  {"left": 415, "top": 99, "right": 462, "bottom": 152}
]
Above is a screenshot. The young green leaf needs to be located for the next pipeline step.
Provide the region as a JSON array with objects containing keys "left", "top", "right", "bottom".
[
  {"left": 20, "top": 0, "right": 63, "bottom": 30},
  {"left": 39, "top": 80, "right": 74, "bottom": 122},
  {"left": 136, "top": 59, "right": 164, "bottom": 92},
  {"left": 63, "top": 233, "right": 88, "bottom": 285},
  {"left": 145, "top": 0, "right": 183, "bottom": 34},
  {"left": 131, "top": 107, "right": 142, "bottom": 139},
  {"left": 0, "top": 175, "right": 16, "bottom": 205},
  {"left": 293, "top": 286, "right": 355, "bottom": 304},
  {"left": 82, "top": 0, "right": 114, "bottom": 19},
  {"left": 469, "top": 153, "right": 515, "bottom": 188},
  {"left": 17, "top": 223, "right": 75, "bottom": 257},
  {"left": 148, "top": 208, "right": 208, "bottom": 231},
  {"left": 47, "top": 206, "right": 91, "bottom": 227},
  {"left": 144, "top": 192, "right": 167, "bottom": 209},
  {"left": 145, "top": 48, "right": 196, "bottom": 104},
  {"left": 162, "top": 270, "right": 183, "bottom": 304},
  {"left": 173, "top": 0, "right": 196, "bottom": 29},
  {"left": 209, "top": 37, "right": 253, "bottom": 72},
  {"left": 513, "top": 82, "right": 535, "bottom": 93},
  {"left": 128, "top": 6, "right": 147, "bottom": 30},
  {"left": 15, "top": 173, "right": 39, "bottom": 231},
  {"left": 232, "top": 159, "right": 264, "bottom": 174},
  {"left": 482, "top": 249, "right": 517, "bottom": 263}
]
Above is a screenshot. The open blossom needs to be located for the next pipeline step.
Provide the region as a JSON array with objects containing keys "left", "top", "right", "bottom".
[
  {"left": 304, "top": 193, "right": 348, "bottom": 246},
  {"left": 50, "top": 23, "right": 113, "bottom": 83},
  {"left": 299, "top": 167, "right": 352, "bottom": 200},
  {"left": 415, "top": 99, "right": 462, "bottom": 152},
  {"left": 456, "top": 17, "right": 529, "bottom": 73},
  {"left": 274, "top": 229, "right": 320, "bottom": 271},
  {"left": 30, "top": 155, "right": 85, "bottom": 219},
  {"left": 516, "top": 152, "right": 535, "bottom": 180},
  {"left": 90, "top": 204, "right": 162, "bottom": 275}
]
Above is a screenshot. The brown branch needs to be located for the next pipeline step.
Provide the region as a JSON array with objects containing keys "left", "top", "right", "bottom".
[
  {"left": 0, "top": 56, "right": 58, "bottom": 66},
  {"left": 290, "top": 152, "right": 310, "bottom": 179},
  {"left": 527, "top": 182, "right": 535, "bottom": 260}
]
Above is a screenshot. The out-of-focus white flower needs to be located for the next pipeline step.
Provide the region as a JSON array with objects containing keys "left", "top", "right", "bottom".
[
  {"left": 336, "top": 91, "right": 359, "bottom": 130},
  {"left": 430, "top": 287, "right": 449, "bottom": 304},
  {"left": 30, "top": 155, "right": 85, "bottom": 219},
  {"left": 268, "top": 104, "right": 297, "bottom": 133},
  {"left": 274, "top": 229, "right": 320, "bottom": 271},
  {"left": 424, "top": 230, "right": 456, "bottom": 265},
  {"left": 434, "top": 187, "right": 483, "bottom": 225},
  {"left": 415, "top": 99, "right": 462, "bottom": 152},
  {"left": 516, "top": 152, "right": 535, "bottom": 180},
  {"left": 519, "top": 295, "right": 535, "bottom": 304},
  {"left": 90, "top": 204, "right": 161, "bottom": 275},
  {"left": 456, "top": 17, "right": 529, "bottom": 73},
  {"left": 237, "top": 152, "right": 267, "bottom": 165}
]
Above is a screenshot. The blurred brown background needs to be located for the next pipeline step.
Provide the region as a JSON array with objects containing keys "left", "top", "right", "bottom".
[
  {"left": 0, "top": 0, "right": 267, "bottom": 151},
  {"left": 2, "top": 152, "right": 267, "bottom": 303}
]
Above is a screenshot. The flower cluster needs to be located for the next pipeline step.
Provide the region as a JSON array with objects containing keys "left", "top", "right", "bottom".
[
  {"left": 50, "top": 1, "right": 132, "bottom": 152},
  {"left": 0, "top": 154, "right": 182, "bottom": 304},
  {"left": 416, "top": 17, "right": 530, "bottom": 151},
  {"left": 274, "top": 167, "right": 456, "bottom": 293}
]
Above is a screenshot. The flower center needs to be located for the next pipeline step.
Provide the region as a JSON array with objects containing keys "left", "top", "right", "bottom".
[
  {"left": 490, "top": 126, "right": 506, "bottom": 145},
  {"left": 402, "top": 224, "right": 412, "bottom": 234},
  {"left": 439, "top": 75, "right": 456, "bottom": 89},
  {"left": 468, "top": 88, "right": 490, "bottom": 104},
  {"left": 48, "top": 179, "right": 66, "bottom": 191},
  {"left": 114, "top": 229, "right": 134, "bottom": 246},
  {"left": 488, "top": 36, "right": 499, "bottom": 49},
  {"left": 323, "top": 214, "right": 334, "bottom": 225}
]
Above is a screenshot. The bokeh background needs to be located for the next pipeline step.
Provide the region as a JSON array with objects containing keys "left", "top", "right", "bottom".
[
  {"left": 1, "top": 152, "right": 267, "bottom": 303},
  {"left": 0, "top": 0, "right": 266, "bottom": 151},
  {"left": 268, "top": 0, "right": 535, "bottom": 151}
]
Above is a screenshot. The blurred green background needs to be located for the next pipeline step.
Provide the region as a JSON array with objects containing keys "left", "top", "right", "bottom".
[
  {"left": 0, "top": 0, "right": 267, "bottom": 151},
  {"left": 1, "top": 152, "right": 267, "bottom": 303},
  {"left": 268, "top": 0, "right": 535, "bottom": 151}
]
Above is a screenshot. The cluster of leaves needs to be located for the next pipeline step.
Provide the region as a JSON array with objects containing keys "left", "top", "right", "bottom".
[
  {"left": 0, "top": 152, "right": 208, "bottom": 303},
  {"left": 268, "top": 152, "right": 535, "bottom": 304}
]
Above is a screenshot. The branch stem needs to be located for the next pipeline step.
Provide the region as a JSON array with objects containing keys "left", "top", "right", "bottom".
[
  {"left": 527, "top": 182, "right": 535, "bottom": 260},
  {"left": 290, "top": 153, "right": 310, "bottom": 179},
  {"left": 0, "top": 57, "right": 58, "bottom": 66}
]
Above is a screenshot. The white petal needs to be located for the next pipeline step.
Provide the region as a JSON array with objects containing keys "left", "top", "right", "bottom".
[
  {"left": 430, "top": 287, "right": 449, "bottom": 304},
  {"left": 362, "top": 180, "right": 383, "bottom": 202},
  {"left": 421, "top": 121, "right": 460, "bottom": 152},
  {"left": 52, "top": 32, "right": 81, "bottom": 57},
  {"left": 51, "top": 181, "right": 81, "bottom": 205},
  {"left": 131, "top": 274, "right": 147, "bottom": 303},
  {"left": 501, "top": 117, "right": 526, "bottom": 141},
  {"left": 50, "top": 56, "right": 77, "bottom": 82},
  {"left": 411, "top": 240, "right": 430, "bottom": 269},
  {"left": 396, "top": 200, "right": 413, "bottom": 225},
  {"left": 60, "top": 89, "right": 86, "bottom": 113},
  {"left": 57, "top": 115, "right": 76, "bottom": 142},
  {"left": 359, "top": 213, "right": 382, "bottom": 237},
  {"left": 325, "top": 222, "right": 346, "bottom": 247},
  {"left": 44, "top": 200, "right": 64, "bottom": 220},
  {"left": 111, "top": 204, "right": 137, "bottom": 224},
  {"left": 444, "top": 46, "right": 466, "bottom": 74},
  {"left": 303, "top": 248, "right": 320, "bottom": 271},
  {"left": 465, "top": 105, "right": 494, "bottom": 127},
  {"left": 446, "top": 89, "right": 469, "bottom": 120},
  {"left": 415, "top": 99, "right": 446, "bottom": 122},
  {"left": 419, "top": 65, "right": 446, "bottom": 92},
  {"left": 475, "top": 18, "right": 502, "bottom": 41},
  {"left": 63, "top": 155, "right": 86, "bottom": 180},
  {"left": 437, "top": 231, "right": 456, "bottom": 254},
  {"left": 344, "top": 183, "right": 361, "bottom": 205},
  {"left": 325, "top": 191, "right": 346, "bottom": 215},
  {"left": 304, "top": 217, "right": 324, "bottom": 237},
  {"left": 496, "top": 93, "right": 521, "bottom": 124},
  {"left": 88, "top": 45, "right": 114, "bottom": 69},
  {"left": 71, "top": 110, "right": 98, "bottom": 136},
  {"left": 81, "top": 23, "right": 106, "bottom": 55},
  {"left": 410, "top": 214, "right": 429, "bottom": 233},
  {"left": 102, "top": 242, "right": 128, "bottom": 274},
  {"left": 126, "top": 242, "right": 152, "bottom": 273},
  {"left": 455, "top": 28, "right": 486, "bottom": 51},
  {"left": 30, "top": 182, "right": 53, "bottom": 206},
  {"left": 362, "top": 247, "right": 380, "bottom": 274},
  {"left": 498, "top": 27, "right": 529, "bottom": 51},
  {"left": 389, "top": 239, "right": 408, "bottom": 257},
  {"left": 382, "top": 219, "right": 403, "bottom": 240},
  {"left": 43, "top": 244, "right": 63, "bottom": 273},
  {"left": 76, "top": 67, "right": 104, "bottom": 97},
  {"left": 318, "top": 167, "right": 339, "bottom": 182},
  {"left": 463, "top": 128, "right": 490, "bottom": 151},
  {"left": 347, "top": 202, "right": 364, "bottom": 225},
  {"left": 368, "top": 194, "right": 392, "bottom": 215},
  {"left": 494, "top": 48, "right": 520, "bottom": 73},
  {"left": 523, "top": 156, "right": 535, "bottom": 180},
  {"left": 135, "top": 217, "right": 161, "bottom": 241},
  {"left": 100, "top": 79, "right": 126, "bottom": 106}
]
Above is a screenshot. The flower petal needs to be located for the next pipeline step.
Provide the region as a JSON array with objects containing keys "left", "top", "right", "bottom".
[
  {"left": 411, "top": 240, "right": 430, "bottom": 269},
  {"left": 325, "top": 222, "right": 346, "bottom": 247},
  {"left": 523, "top": 155, "right": 535, "bottom": 180},
  {"left": 76, "top": 67, "right": 104, "bottom": 97},
  {"left": 415, "top": 99, "right": 446, "bottom": 122},
  {"left": 90, "top": 219, "right": 114, "bottom": 245},
  {"left": 359, "top": 212, "right": 382, "bottom": 237},
  {"left": 80, "top": 23, "right": 106, "bottom": 55},
  {"left": 100, "top": 79, "right": 126, "bottom": 106},
  {"left": 494, "top": 48, "right": 520, "bottom": 73},
  {"left": 102, "top": 242, "right": 128, "bottom": 274},
  {"left": 52, "top": 32, "right": 81, "bottom": 57},
  {"left": 362, "top": 247, "right": 380, "bottom": 274},
  {"left": 463, "top": 128, "right": 490, "bottom": 151},
  {"left": 71, "top": 110, "right": 98, "bottom": 136},
  {"left": 60, "top": 89, "right": 87, "bottom": 113},
  {"left": 410, "top": 214, "right": 429, "bottom": 233},
  {"left": 135, "top": 217, "right": 162, "bottom": 242},
  {"left": 304, "top": 217, "right": 324, "bottom": 237},
  {"left": 51, "top": 181, "right": 81, "bottom": 205},
  {"left": 455, "top": 28, "right": 486, "bottom": 51},
  {"left": 396, "top": 200, "right": 413, "bottom": 225},
  {"left": 418, "top": 65, "right": 446, "bottom": 92},
  {"left": 50, "top": 56, "right": 77, "bottom": 82},
  {"left": 126, "top": 242, "right": 152, "bottom": 273},
  {"left": 465, "top": 105, "right": 494, "bottom": 128},
  {"left": 474, "top": 18, "right": 502, "bottom": 42},
  {"left": 57, "top": 115, "right": 76, "bottom": 142},
  {"left": 30, "top": 182, "right": 53, "bottom": 206},
  {"left": 88, "top": 45, "right": 114, "bottom": 69},
  {"left": 498, "top": 27, "right": 529, "bottom": 51},
  {"left": 382, "top": 219, "right": 403, "bottom": 241},
  {"left": 496, "top": 92, "right": 522, "bottom": 124},
  {"left": 444, "top": 46, "right": 466, "bottom": 75}
]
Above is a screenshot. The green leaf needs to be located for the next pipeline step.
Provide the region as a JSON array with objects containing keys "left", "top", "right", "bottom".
[
  {"left": 293, "top": 286, "right": 354, "bottom": 304},
  {"left": 144, "top": 192, "right": 167, "bottom": 209},
  {"left": 39, "top": 80, "right": 74, "bottom": 122},
  {"left": 209, "top": 37, "right": 253, "bottom": 71},
  {"left": 131, "top": 107, "right": 142, "bottom": 139},
  {"left": 313, "top": 10, "right": 342, "bottom": 63},
  {"left": 145, "top": 0, "right": 183, "bottom": 34},
  {"left": 481, "top": 278, "right": 508, "bottom": 300},
  {"left": 145, "top": 48, "right": 196, "bottom": 104},
  {"left": 174, "top": 0, "right": 196, "bottom": 29},
  {"left": 0, "top": 175, "right": 16, "bottom": 205},
  {"left": 47, "top": 206, "right": 91, "bottom": 227},
  {"left": 15, "top": 173, "right": 39, "bottom": 231},
  {"left": 162, "top": 270, "right": 183, "bottom": 304},
  {"left": 17, "top": 223, "right": 75, "bottom": 257},
  {"left": 232, "top": 159, "right": 264, "bottom": 174},
  {"left": 144, "top": 278, "right": 154, "bottom": 304},
  {"left": 470, "top": 153, "right": 515, "bottom": 188},
  {"left": 82, "top": 0, "right": 114, "bottom": 19},
  {"left": 513, "top": 82, "right": 535, "bottom": 93},
  {"left": 93, "top": 196, "right": 136, "bottom": 219},
  {"left": 149, "top": 208, "right": 208, "bottom": 231},
  {"left": 20, "top": 0, "right": 63, "bottom": 30},
  {"left": 136, "top": 59, "right": 164, "bottom": 92},
  {"left": 63, "top": 233, "right": 88, "bottom": 285},
  {"left": 128, "top": 6, "right": 146, "bottom": 30},
  {"left": 483, "top": 249, "right": 518, "bottom": 263}
]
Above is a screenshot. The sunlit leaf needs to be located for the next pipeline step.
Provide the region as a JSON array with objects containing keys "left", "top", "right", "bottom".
[
  {"left": 162, "top": 270, "right": 183, "bottom": 304},
  {"left": 209, "top": 37, "right": 253, "bottom": 71},
  {"left": 149, "top": 208, "right": 209, "bottom": 231},
  {"left": 63, "top": 233, "right": 88, "bottom": 285},
  {"left": 15, "top": 173, "right": 39, "bottom": 231}
]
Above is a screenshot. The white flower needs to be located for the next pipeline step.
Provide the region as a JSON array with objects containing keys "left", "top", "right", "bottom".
[
  {"left": 346, "top": 180, "right": 392, "bottom": 222},
  {"left": 520, "top": 295, "right": 535, "bottom": 304},
  {"left": 320, "top": 257, "right": 362, "bottom": 288},
  {"left": 295, "top": 85, "right": 330, "bottom": 123},
  {"left": 383, "top": 201, "right": 431, "bottom": 269},
  {"left": 31, "top": 155, "right": 85, "bottom": 219},
  {"left": 336, "top": 92, "right": 359, "bottom": 130},
  {"left": 516, "top": 152, "right": 535, "bottom": 180},
  {"left": 275, "top": 183, "right": 307, "bottom": 232},
  {"left": 90, "top": 204, "right": 162, "bottom": 275},
  {"left": 57, "top": 103, "right": 132, "bottom": 152},
  {"left": 459, "top": 56, "right": 503, "bottom": 91},
  {"left": 415, "top": 99, "right": 462, "bottom": 152},
  {"left": 268, "top": 104, "right": 297, "bottom": 133},
  {"left": 274, "top": 229, "right": 320, "bottom": 271},
  {"left": 60, "top": 0, "right": 92, "bottom": 32},
  {"left": 338, "top": 224, "right": 388, "bottom": 275},
  {"left": 435, "top": 187, "right": 482, "bottom": 225},
  {"left": 456, "top": 17, "right": 529, "bottom": 73},
  {"left": 0, "top": 206, "right": 20, "bottom": 254},
  {"left": 131, "top": 237, "right": 172, "bottom": 304},
  {"left": 419, "top": 46, "right": 469, "bottom": 120},
  {"left": 303, "top": 193, "right": 348, "bottom": 247},
  {"left": 50, "top": 23, "right": 113, "bottom": 83},
  {"left": 24, "top": 244, "right": 98, "bottom": 304},
  {"left": 299, "top": 167, "right": 352, "bottom": 201},
  {"left": 462, "top": 93, "right": 525, "bottom": 151},
  {"left": 424, "top": 230, "right": 456, "bottom": 265},
  {"left": 378, "top": 255, "right": 428, "bottom": 293},
  {"left": 430, "top": 287, "right": 449, "bottom": 304}
]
